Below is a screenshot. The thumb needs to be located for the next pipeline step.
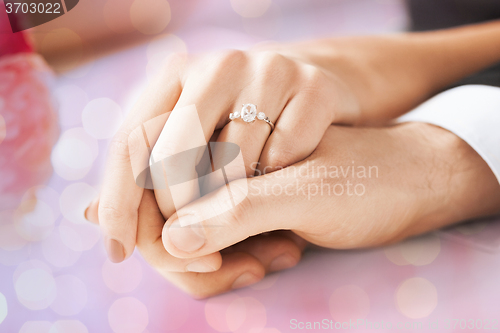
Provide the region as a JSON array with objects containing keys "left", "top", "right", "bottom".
[
  {"left": 84, "top": 197, "right": 100, "bottom": 225},
  {"left": 161, "top": 170, "right": 306, "bottom": 259}
]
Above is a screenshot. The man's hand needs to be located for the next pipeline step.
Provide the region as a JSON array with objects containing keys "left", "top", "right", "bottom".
[
  {"left": 87, "top": 122, "right": 500, "bottom": 297},
  {"left": 160, "top": 122, "right": 500, "bottom": 262}
]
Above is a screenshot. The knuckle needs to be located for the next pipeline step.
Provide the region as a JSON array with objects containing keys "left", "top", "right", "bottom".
[
  {"left": 214, "top": 49, "right": 247, "bottom": 70},
  {"left": 182, "top": 282, "right": 212, "bottom": 299},
  {"left": 128, "top": 127, "right": 147, "bottom": 157},
  {"left": 99, "top": 201, "right": 132, "bottom": 227},
  {"left": 109, "top": 130, "right": 135, "bottom": 163},
  {"left": 258, "top": 51, "right": 292, "bottom": 77},
  {"left": 228, "top": 196, "right": 254, "bottom": 229},
  {"left": 260, "top": 51, "right": 286, "bottom": 66},
  {"left": 198, "top": 49, "right": 248, "bottom": 84},
  {"left": 152, "top": 139, "right": 180, "bottom": 160},
  {"left": 301, "top": 65, "right": 329, "bottom": 95},
  {"left": 265, "top": 149, "right": 296, "bottom": 170},
  {"left": 161, "top": 52, "right": 187, "bottom": 73}
]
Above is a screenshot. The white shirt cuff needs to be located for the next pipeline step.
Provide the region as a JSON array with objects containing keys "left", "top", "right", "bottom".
[{"left": 398, "top": 85, "right": 500, "bottom": 185}]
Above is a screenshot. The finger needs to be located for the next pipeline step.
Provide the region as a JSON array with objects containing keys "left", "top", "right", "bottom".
[
  {"left": 225, "top": 231, "right": 304, "bottom": 273},
  {"left": 97, "top": 55, "right": 184, "bottom": 263},
  {"left": 84, "top": 197, "right": 99, "bottom": 225},
  {"left": 151, "top": 51, "right": 253, "bottom": 220},
  {"left": 150, "top": 105, "right": 206, "bottom": 220},
  {"left": 136, "top": 189, "right": 222, "bottom": 273},
  {"left": 84, "top": 191, "right": 222, "bottom": 272},
  {"left": 259, "top": 69, "right": 335, "bottom": 174},
  {"left": 201, "top": 52, "right": 297, "bottom": 194},
  {"left": 162, "top": 169, "right": 309, "bottom": 258},
  {"left": 164, "top": 252, "right": 265, "bottom": 299},
  {"left": 162, "top": 232, "right": 307, "bottom": 298}
]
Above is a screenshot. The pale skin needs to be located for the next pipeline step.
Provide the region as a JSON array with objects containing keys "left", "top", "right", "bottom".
[{"left": 85, "top": 21, "right": 500, "bottom": 297}]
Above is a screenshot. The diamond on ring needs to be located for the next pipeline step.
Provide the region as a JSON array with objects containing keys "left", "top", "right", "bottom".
[
  {"left": 241, "top": 104, "right": 257, "bottom": 123},
  {"left": 227, "top": 103, "right": 275, "bottom": 132}
]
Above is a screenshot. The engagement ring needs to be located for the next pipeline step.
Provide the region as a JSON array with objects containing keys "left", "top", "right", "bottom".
[{"left": 228, "top": 104, "right": 275, "bottom": 132}]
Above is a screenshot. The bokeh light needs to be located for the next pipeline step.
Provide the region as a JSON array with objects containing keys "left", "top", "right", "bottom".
[
  {"left": 50, "top": 320, "right": 89, "bottom": 333},
  {"left": 61, "top": 61, "right": 94, "bottom": 79},
  {"left": 146, "top": 34, "right": 187, "bottom": 80},
  {"left": 250, "top": 273, "right": 280, "bottom": 290},
  {"left": 82, "top": 98, "right": 123, "bottom": 139},
  {"left": 102, "top": 257, "right": 143, "bottom": 293},
  {"left": 19, "top": 321, "right": 52, "bottom": 333},
  {"left": 0, "top": 221, "right": 28, "bottom": 251},
  {"left": 145, "top": 34, "right": 187, "bottom": 80},
  {"left": 395, "top": 277, "right": 438, "bottom": 319},
  {"left": 14, "top": 199, "right": 55, "bottom": 242},
  {"left": 329, "top": 285, "right": 370, "bottom": 322},
  {"left": 104, "top": 0, "right": 136, "bottom": 34},
  {"left": 14, "top": 267, "right": 56, "bottom": 310},
  {"left": 108, "top": 297, "right": 149, "bottom": 333},
  {"left": 205, "top": 293, "right": 240, "bottom": 332},
  {"left": 384, "top": 233, "right": 441, "bottom": 266},
  {"left": 41, "top": 228, "right": 82, "bottom": 268},
  {"left": 400, "top": 233, "right": 441, "bottom": 266},
  {"left": 41, "top": 28, "right": 84, "bottom": 72},
  {"left": 59, "top": 182, "right": 98, "bottom": 225},
  {"left": 54, "top": 138, "right": 92, "bottom": 169},
  {"left": 147, "top": 289, "right": 190, "bottom": 331},
  {"left": 58, "top": 224, "right": 83, "bottom": 252},
  {"left": 0, "top": 231, "right": 31, "bottom": 266},
  {"left": 0, "top": 112, "right": 5, "bottom": 145},
  {"left": 227, "top": 296, "right": 267, "bottom": 333},
  {"left": 26, "top": 186, "right": 61, "bottom": 220},
  {"left": 226, "top": 298, "right": 247, "bottom": 332},
  {"left": 53, "top": 85, "right": 89, "bottom": 128},
  {"left": 146, "top": 34, "right": 187, "bottom": 61},
  {"left": 13, "top": 260, "right": 51, "bottom": 282},
  {"left": 384, "top": 244, "right": 410, "bottom": 266},
  {"left": 51, "top": 128, "right": 98, "bottom": 180},
  {"left": 19, "top": 320, "right": 89, "bottom": 333},
  {"left": 231, "top": 0, "right": 272, "bottom": 18},
  {"left": 59, "top": 219, "right": 101, "bottom": 252},
  {"left": 50, "top": 275, "right": 88, "bottom": 316},
  {"left": 249, "top": 329, "right": 281, "bottom": 333},
  {"left": 242, "top": 2, "right": 282, "bottom": 38},
  {"left": 0, "top": 292, "right": 7, "bottom": 324},
  {"left": 130, "top": 0, "right": 171, "bottom": 35}
]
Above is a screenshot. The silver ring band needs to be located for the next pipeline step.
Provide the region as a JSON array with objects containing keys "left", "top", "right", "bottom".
[{"left": 228, "top": 104, "right": 274, "bottom": 133}]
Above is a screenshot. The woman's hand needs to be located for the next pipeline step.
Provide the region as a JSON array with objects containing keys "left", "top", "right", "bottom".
[{"left": 93, "top": 47, "right": 360, "bottom": 263}]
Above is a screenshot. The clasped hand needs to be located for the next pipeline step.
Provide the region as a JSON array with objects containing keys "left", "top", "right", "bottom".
[{"left": 85, "top": 45, "right": 500, "bottom": 298}]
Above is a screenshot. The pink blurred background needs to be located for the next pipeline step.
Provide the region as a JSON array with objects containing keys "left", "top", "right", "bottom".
[{"left": 1, "top": 0, "right": 500, "bottom": 332}]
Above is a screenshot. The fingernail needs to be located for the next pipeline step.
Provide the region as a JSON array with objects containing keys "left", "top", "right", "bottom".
[
  {"left": 186, "top": 260, "right": 216, "bottom": 273},
  {"left": 105, "top": 237, "right": 125, "bottom": 263},
  {"left": 269, "top": 254, "right": 297, "bottom": 272},
  {"left": 84, "top": 198, "right": 99, "bottom": 224},
  {"left": 232, "top": 272, "right": 260, "bottom": 289},
  {"left": 168, "top": 217, "right": 205, "bottom": 253}
]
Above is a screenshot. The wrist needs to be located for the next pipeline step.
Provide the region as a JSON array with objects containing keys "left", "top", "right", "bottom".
[
  {"left": 396, "top": 122, "right": 500, "bottom": 238},
  {"left": 274, "top": 21, "right": 500, "bottom": 125},
  {"left": 264, "top": 37, "right": 428, "bottom": 125},
  {"left": 252, "top": 40, "right": 364, "bottom": 124}
]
